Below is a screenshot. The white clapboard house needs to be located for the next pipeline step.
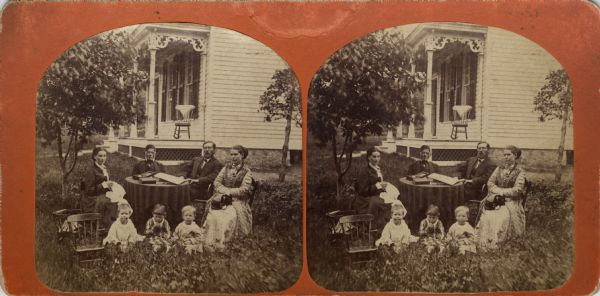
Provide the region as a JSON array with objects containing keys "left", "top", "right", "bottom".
[
  {"left": 379, "top": 23, "right": 573, "bottom": 168},
  {"left": 108, "top": 23, "right": 301, "bottom": 164}
]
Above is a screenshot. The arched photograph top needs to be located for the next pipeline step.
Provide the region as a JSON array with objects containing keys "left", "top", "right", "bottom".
[
  {"left": 307, "top": 22, "right": 573, "bottom": 292},
  {"left": 36, "top": 23, "right": 302, "bottom": 293}
]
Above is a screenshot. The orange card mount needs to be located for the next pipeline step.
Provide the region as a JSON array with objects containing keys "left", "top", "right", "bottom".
[{"left": 1, "top": 1, "right": 599, "bottom": 295}]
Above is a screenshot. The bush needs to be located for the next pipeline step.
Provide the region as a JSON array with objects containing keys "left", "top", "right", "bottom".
[{"left": 253, "top": 180, "right": 302, "bottom": 236}]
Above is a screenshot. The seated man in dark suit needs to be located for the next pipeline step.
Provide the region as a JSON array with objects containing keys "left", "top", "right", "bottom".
[
  {"left": 132, "top": 144, "right": 165, "bottom": 175},
  {"left": 407, "top": 145, "right": 440, "bottom": 175},
  {"left": 186, "top": 141, "right": 223, "bottom": 200},
  {"left": 457, "top": 141, "right": 497, "bottom": 201}
]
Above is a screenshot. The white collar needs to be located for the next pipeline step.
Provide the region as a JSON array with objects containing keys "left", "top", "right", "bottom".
[{"left": 369, "top": 163, "right": 381, "bottom": 171}]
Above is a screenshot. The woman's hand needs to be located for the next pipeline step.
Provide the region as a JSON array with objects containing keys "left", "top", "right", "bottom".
[
  {"left": 380, "top": 182, "right": 388, "bottom": 190},
  {"left": 486, "top": 194, "right": 496, "bottom": 202}
]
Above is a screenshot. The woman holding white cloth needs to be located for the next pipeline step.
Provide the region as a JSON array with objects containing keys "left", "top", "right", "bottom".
[{"left": 354, "top": 147, "right": 393, "bottom": 232}]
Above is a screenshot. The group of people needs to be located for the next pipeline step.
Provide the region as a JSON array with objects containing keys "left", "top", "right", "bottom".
[
  {"left": 81, "top": 141, "right": 255, "bottom": 253},
  {"left": 356, "top": 142, "right": 528, "bottom": 253}
]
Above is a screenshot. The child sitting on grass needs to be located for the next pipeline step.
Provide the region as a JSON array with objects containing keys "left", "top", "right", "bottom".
[
  {"left": 446, "top": 206, "right": 476, "bottom": 255},
  {"left": 145, "top": 204, "right": 172, "bottom": 252},
  {"left": 419, "top": 204, "right": 446, "bottom": 253},
  {"left": 375, "top": 201, "right": 417, "bottom": 253},
  {"left": 172, "top": 205, "right": 203, "bottom": 254},
  {"left": 103, "top": 201, "right": 144, "bottom": 252}
]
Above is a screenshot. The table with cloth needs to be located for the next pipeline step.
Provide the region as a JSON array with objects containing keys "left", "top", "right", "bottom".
[
  {"left": 124, "top": 177, "right": 191, "bottom": 231},
  {"left": 398, "top": 177, "right": 465, "bottom": 233}
]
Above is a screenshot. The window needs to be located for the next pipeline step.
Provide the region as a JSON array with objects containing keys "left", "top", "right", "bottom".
[
  {"left": 160, "top": 51, "right": 201, "bottom": 122},
  {"left": 439, "top": 50, "right": 478, "bottom": 122}
]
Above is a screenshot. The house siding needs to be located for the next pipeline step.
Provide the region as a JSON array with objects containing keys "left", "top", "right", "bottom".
[
  {"left": 205, "top": 27, "right": 301, "bottom": 150},
  {"left": 482, "top": 27, "right": 573, "bottom": 150}
]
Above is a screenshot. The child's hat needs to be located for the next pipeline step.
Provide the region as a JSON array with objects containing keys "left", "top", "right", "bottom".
[
  {"left": 426, "top": 204, "right": 440, "bottom": 216},
  {"left": 153, "top": 204, "right": 167, "bottom": 215}
]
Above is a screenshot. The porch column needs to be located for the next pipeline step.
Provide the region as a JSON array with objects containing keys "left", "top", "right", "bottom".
[
  {"left": 146, "top": 48, "right": 157, "bottom": 138},
  {"left": 396, "top": 122, "right": 403, "bottom": 140},
  {"left": 423, "top": 49, "right": 434, "bottom": 139},
  {"left": 107, "top": 127, "right": 116, "bottom": 140},
  {"left": 409, "top": 115, "right": 416, "bottom": 138},
  {"left": 476, "top": 52, "right": 484, "bottom": 141},
  {"left": 199, "top": 52, "right": 208, "bottom": 141},
  {"left": 130, "top": 61, "right": 138, "bottom": 138},
  {"left": 118, "top": 126, "right": 125, "bottom": 138}
]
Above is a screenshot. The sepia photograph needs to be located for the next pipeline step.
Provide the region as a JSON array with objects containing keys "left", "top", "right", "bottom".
[
  {"left": 35, "top": 22, "right": 302, "bottom": 293},
  {"left": 307, "top": 22, "right": 574, "bottom": 292}
]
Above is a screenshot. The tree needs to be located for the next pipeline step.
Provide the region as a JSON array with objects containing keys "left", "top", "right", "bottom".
[
  {"left": 309, "top": 30, "right": 424, "bottom": 199},
  {"left": 259, "top": 68, "right": 302, "bottom": 182},
  {"left": 534, "top": 69, "right": 572, "bottom": 182},
  {"left": 36, "top": 30, "right": 148, "bottom": 198}
]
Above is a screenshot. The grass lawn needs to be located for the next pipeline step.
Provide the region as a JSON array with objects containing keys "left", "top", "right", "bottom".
[
  {"left": 35, "top": 149, "right": 302, "bottom": 293},
  {"left": 307, "top": 138, "right": 574, "bottom": 292}
]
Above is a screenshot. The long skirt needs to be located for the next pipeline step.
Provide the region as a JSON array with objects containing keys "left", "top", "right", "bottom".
[
  {"left": 81, "top": 194, "right": 117, "bottom": 230},
  {"left": 202, "top": 196, "right": 252, "bottom": 249},
  {"left": 204, "top": 206, "right": 237, "bottom": 249},
  {"left": 477, "top": 199, "right": 525, "bottom": 250},
  {"left": 354, "top": 195, "right": 390, "bottom": 232}
]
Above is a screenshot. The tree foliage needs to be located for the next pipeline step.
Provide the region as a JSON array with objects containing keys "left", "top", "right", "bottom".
[
  {"left": 533, "top": 69, "right": 572, "bottom": 182},
  {"left": 259, "top": 68, "right": 302, "bottom": 127},
  {"left": 308, "top": 30, "right": 424, "bottom": 197},
  {"left": 534, "top": 69, "right": 572, "bottom": 123},
  {"left": 259, "top": 68, "right": 302, "bottom": 181},
  {"left": 36, "top": 30, "right": 148, "bottom": 196}
]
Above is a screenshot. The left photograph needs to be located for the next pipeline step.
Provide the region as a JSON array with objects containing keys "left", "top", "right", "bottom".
[{"left": 35, "top": 23, "right": 302, "bottom": 293}]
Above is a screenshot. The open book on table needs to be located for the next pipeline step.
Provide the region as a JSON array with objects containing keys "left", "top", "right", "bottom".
[
  {"left": 154, "top": 172, "right": 187, "bottom": 185},
  {"left": 427, "top": 173, "right": 462, "bottom": 186}
]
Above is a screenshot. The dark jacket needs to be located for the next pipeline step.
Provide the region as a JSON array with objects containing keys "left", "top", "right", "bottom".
[
  {"left": 407, "top": 160, "right": 439, "bottom": 175},
  {"left": 85, "top": 164, "right": 110, "bottom": 197},
  {"left": 356, "top": 165, "right": 384, "bottom": 198},
  {"left": 186, "top": 156, "right": 223, "bottom": 199},
  {"left": 458, "top": 156, "right": 496, "bottom": 199},
  {"left": 132, "top": 160, "right": 165, "bottom": 176}
]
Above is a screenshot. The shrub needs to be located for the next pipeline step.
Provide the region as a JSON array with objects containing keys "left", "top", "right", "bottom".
[{"left": 253, "top": 180, "right": 302, "bottom": 236}]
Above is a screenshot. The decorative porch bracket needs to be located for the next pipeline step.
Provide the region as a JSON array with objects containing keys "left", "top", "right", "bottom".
[
  {"left": 415, "top": 34, "right": 485, "bottom": 140},
  {"left": 144, "top": 33, "right": 209, "bottom": 139},
  {"left": 148, "top": 34, "right": 208, "bottom": 52},
  {"left": 424, "top": 35, "right": 485, "bottom": 53}
]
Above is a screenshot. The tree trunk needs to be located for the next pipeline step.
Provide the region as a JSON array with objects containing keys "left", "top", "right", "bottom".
[
  {"left": 555, "top": 106, "right": 569, "bottom": 182},
  {"left": 279, "top": 113, "right": 293, "bottom": 182}
]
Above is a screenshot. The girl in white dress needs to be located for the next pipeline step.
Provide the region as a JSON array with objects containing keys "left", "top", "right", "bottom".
[
  {"left": 376, "top": 201, "right": 417, "bottom": 252},
  {"left": 103, "top": 201, "right": 144, "bottom": 252},
  {"left": 446, "top": 206, "right": 476, "bottom": 255},
  {"left": 173, "top": 205, "right": 203, "bottom": 254}
]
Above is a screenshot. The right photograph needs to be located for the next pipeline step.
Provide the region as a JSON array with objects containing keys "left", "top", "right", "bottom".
[{"left": 307, "top": 22, "right": 573, "bottom": 292}]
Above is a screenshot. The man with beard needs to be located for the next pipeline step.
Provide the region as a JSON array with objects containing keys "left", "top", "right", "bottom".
[
  {"left": 132, "top": 144, "right": 165, "bottom": 175},
  {"left": 186, "top": 141, "right": 223, "bottom": 200},
  {"left": 458, "top": 141, "right": 497, "bottom": 201}
]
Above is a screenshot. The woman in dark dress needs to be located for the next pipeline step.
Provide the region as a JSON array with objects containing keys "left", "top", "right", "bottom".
[
  {"left": 81, "top": 147, "right": 117, "bottom": 229},
  {"left": 354, "top": 147, "right": 391, "bottom": 231}
]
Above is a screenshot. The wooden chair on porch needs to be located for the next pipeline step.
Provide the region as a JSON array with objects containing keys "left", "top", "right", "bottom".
[
  {"left": 451, "top": 105, "right": 472, "bottom": 140},
  {"left": 173, "top": 105, "right": 195, "bottom": 139}
]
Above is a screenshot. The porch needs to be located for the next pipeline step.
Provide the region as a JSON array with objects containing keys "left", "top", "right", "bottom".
[{"left": 379, "top": 23, "right": 487, "bottom": 164}]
